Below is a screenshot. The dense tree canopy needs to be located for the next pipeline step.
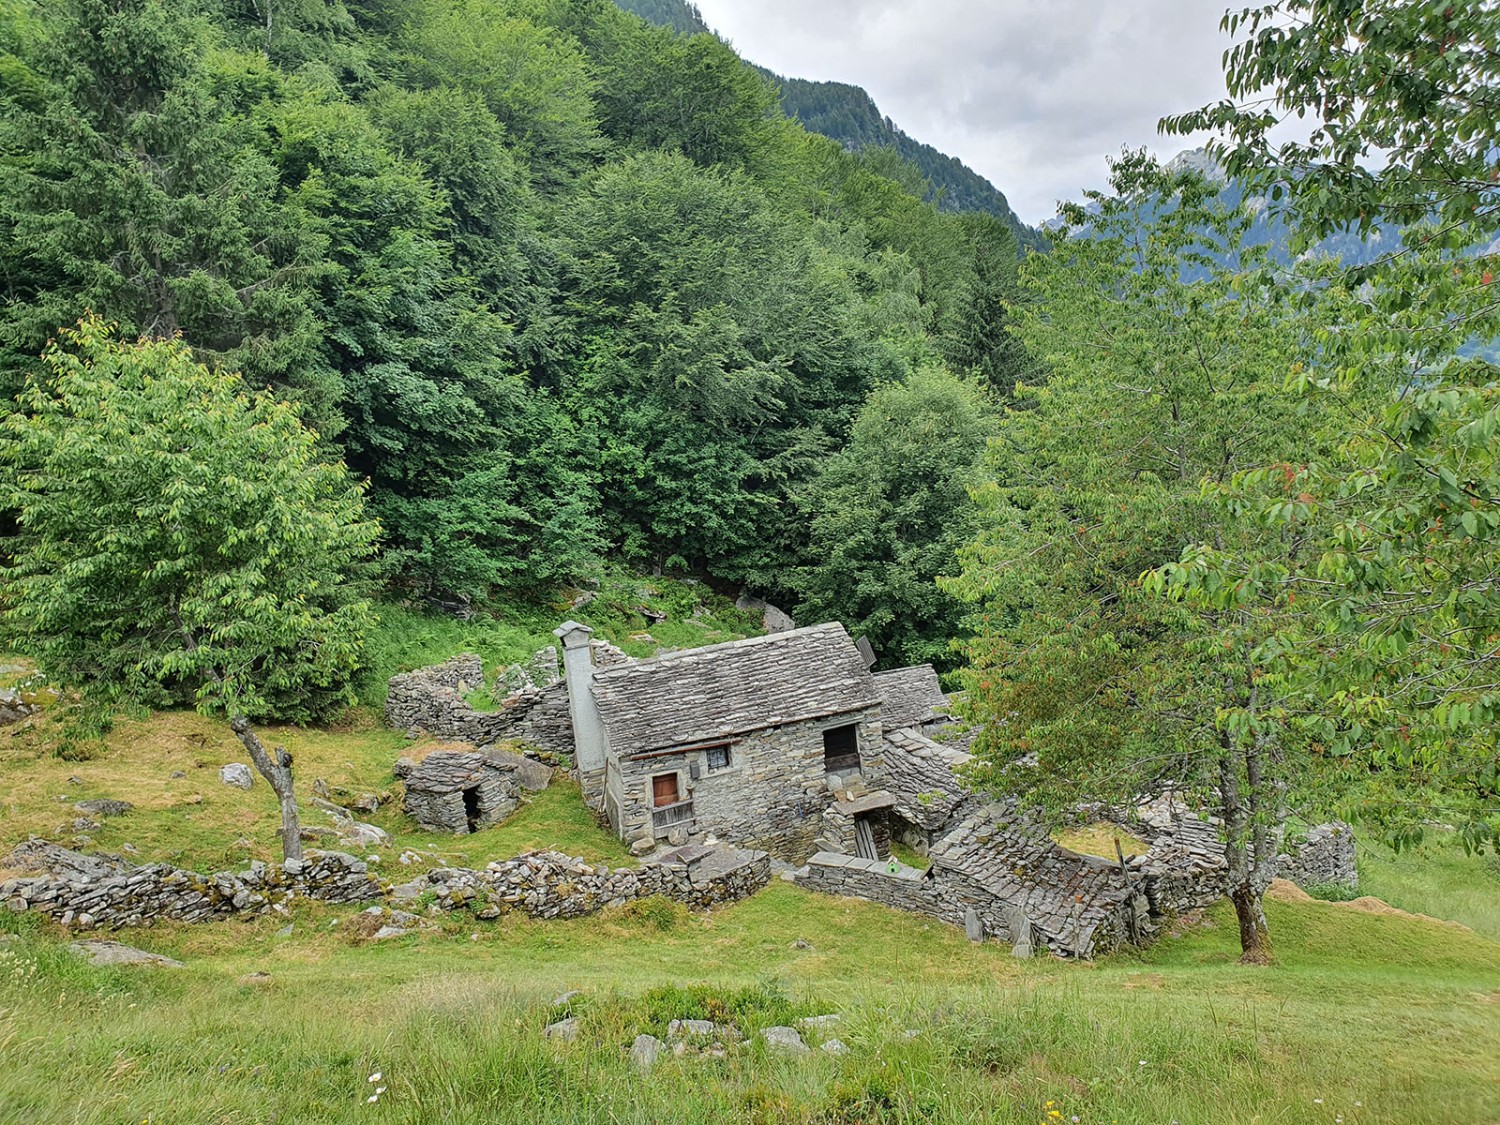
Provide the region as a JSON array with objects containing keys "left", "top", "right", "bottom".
[{"left": 0, "top": 0, "right": 1025, "bottom": 613}]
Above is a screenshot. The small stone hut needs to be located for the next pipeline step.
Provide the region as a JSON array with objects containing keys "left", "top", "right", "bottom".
[
  {"left": 880, "top": 727, "right": 976, "bottom": 851},
  {"left": 396, "top": 751, "right": 519, "bottom": 835},
  {"left": 554, "top": 621, "right": 894, "bottom": 862}
]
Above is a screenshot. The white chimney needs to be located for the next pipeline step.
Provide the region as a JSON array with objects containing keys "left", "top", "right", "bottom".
[{"left": 553, "top": 620, "right": 608, "bottom": 779}]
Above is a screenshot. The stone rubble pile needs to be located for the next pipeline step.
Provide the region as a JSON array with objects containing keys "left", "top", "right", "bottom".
[
  {"left": 420, "top": 844, "right": 770, "bottom": 922},
  {"left": 1, "top": 841, "right": 382, "bottom": 930}
]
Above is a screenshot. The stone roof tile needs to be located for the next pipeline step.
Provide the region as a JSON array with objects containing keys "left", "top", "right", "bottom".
[
  {"left": 871, "top": 665, "right": 948, "bottom": 730},
  {"left": 590, "top": 623, "right": 879, "bottom": 753}
]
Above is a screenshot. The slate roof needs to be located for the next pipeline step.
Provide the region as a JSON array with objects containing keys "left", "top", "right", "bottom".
[
  {"left": 590, "top": 623, "right": 879, "bottom": 754},
  {"left": 881, "top": 729, "right": 973, "bottom": 833},
  {"left": 404, "top": 750, "right": 510, "bottom": 794},
  {"left": 871, "top": 665, "right": 948, "bottom": 730},
  {"left": 928, "top": 802, "right": 1137, "bottom": 957}
]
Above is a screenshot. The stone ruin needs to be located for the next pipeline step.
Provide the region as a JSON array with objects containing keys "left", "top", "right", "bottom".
[
  {"left": 383, "top": 652, "right": 576, "bottom": 756},
  {"left": 799, "top": 798, "right": 1361, "bottom": 959},
  {"left": 395, "top": 751, "right": 520, "bottom": 835}
]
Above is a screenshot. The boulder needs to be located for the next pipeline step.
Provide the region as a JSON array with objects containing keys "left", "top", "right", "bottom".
[
  {"left": 761, "top": 1026, "right": 809, "bottom": 1054},
  {"left": 630, "top": 1034, "right": 662, "bottom": 1070},
  {"left": 219, "top": 764, "right": 255, "bottom": 790},
  {"left": 69, "top": 941, "right": 183, "bottom": 968},
  {"left": 544, "top": 1017, "right": 580, "bottom": 1042}
]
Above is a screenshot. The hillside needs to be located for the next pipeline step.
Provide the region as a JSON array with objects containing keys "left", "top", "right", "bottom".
[
  {"left": 2, "top": 700, "right": 1499, "bottom": 1122},
  {"left": 612, "top": 0, "right": 1043, "bottom": 249}
]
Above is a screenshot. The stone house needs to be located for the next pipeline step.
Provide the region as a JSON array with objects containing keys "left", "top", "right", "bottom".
[{"left": 554, "top": 621, "right": 896, "bottom": 862}]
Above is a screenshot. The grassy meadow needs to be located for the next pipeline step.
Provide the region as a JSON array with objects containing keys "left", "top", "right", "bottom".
[{"left": 1, "top": 601, "right": 1498, "bottom": 1124}]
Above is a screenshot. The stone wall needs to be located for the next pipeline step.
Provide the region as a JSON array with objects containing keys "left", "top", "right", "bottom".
[
  {"left": 1278, "top": 822, "right": 1358, "bottom": 889},
  {"left": 1, "top": 842, "right": 381, "bottom": 930},
  {"left": 384, "top": 654, "right": 574, "bottom": 756},
  {"left": 799, "top": 801, "right": 1152, "bottom": 959},
  {"left": 612, "top": 708, "right": 885, "bottom": 862},
  {"left": 1132, "top": 816, "right": 1359, "bottom": 917},
  {"left": 419, "top": 845, "right": 771, "bottom": 920}
]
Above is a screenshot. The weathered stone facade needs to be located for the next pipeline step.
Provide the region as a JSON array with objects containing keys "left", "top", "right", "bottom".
[
  {"left": 384, "top": 653, "right": 574, "bottom": 755},
  {"left": 1, "top": 842, "right": 381, "bottom": 930},
  {"left": 418, "top": 844, "right": 771, "bottom": 920},
  {"left": 604, "top": 709, "right": 886, "bottom": 862},
  {"left": 395, "top": 751, "right": 520, "bottom": 835}
]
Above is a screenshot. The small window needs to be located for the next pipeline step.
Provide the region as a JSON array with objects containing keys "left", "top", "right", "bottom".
[
  {"left": 823, "top": 724, "right": 861, "bottom": 774},
  {"left": 706, "top": 745, "right": 730, "bottom": 772},
  {"left": 652, "top": 772, "right": 680, "bottom": 807}
]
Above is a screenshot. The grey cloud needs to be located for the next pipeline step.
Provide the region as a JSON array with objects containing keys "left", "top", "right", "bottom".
[{"left": 694, "top": 0, "right": 1231, "bottom": 222}]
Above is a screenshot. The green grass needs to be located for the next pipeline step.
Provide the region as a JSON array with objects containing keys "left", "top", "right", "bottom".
[
  {"left": 3, "top": 617, "right": 1499, "bottom": 1123},
  {"left": 1356, "top": 837, "right": 1500, "bottom": 941},
  {"left": 1, "top": 879, "right": 1497, "bottom": 1124}
]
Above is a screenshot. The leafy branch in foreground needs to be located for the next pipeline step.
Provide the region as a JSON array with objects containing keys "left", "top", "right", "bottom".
[{"left": 1160, "top": 1, "right": 1500, "bottom": 851}]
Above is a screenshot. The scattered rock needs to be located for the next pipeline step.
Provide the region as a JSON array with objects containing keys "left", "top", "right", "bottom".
[
  {"left": 170, "top": 770, "right": 186, "bottom": 779},
  {"left": 66, "top": 776, "right": 82, "bottom": 786},
  {"left": 630, "top": 1034, "right": 662, "bottom": 1070},
  {"left": 274, "top": 924, "right": 294, "bottom": 938},
  {"left": 553, "top": 990, "right": 584, "bottom": 1008},
  {"left": 761, "top": 1026, "right": 809, "bottom": 1053},
  {"left": 71, "top": 818, "right": 100, "bottom": 832},
  {"left": 349, "top": 793, "right": 380, "bottom": 815},
  {"left": 69, "top": 941, "right": 182, "bottom": 968},
  {"left": 667, "top": 1019, "right": 718, "bottom": 1041},
  {"left": 791, "top": 938, "right": 814, "bottom": 951},
  {"left": 74, "top": 799, "right": 132, "bottom": 818},
  {"left": 821, "top": 1039, "right": 850, "bottom": 1056},
  {"left": 312, "top": 778, "right": 331, "bottom": 799},
  {"left": 390, "top": 879, "right": 428, "bottom": 905},
  {"left": 628, "top": 837, "right": 656, "bottom": 858},
  {"left": 219, "top": 764, "right": 255, "bottom": 790},
  {"left": 239, "top": 972, "right": 272, "bottom": 985},
  {"left": 797, "top": 1014, "right": 841, "bottom": 1031},
  {"left": 118, "top": 843, "right": 139, "bottom": 856},
  {"left": 371, "top": 926, "right": 409, "bottom": 941},
  {"left": 544, "top": 1017, "right": 580, "bottom": 1042}
]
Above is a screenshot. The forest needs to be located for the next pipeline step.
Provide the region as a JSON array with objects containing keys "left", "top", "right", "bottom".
[
  {"left": 1, "top": 0, "right": 1497, "bottom": 965},
  {"left": 0, "top": 0, "right": 1025, "bottom": 686}
]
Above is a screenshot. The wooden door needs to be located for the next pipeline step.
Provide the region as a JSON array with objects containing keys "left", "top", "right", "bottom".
[
  {"left": 854, "top": 815, "right": 878, "bottom": 861},
  {"left": 652, "top": 773, "right": 680, "bottom": 808}
]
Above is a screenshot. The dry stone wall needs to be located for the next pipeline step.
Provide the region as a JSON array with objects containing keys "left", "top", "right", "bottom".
[
  {"left": 419, "top": 845, "right": 771, "bottom": 920},
  {"left": 1277, "top": 822, "right": 1358, "bottom": 889},
  {"left": 1, "top": 842, "right": 381, "bottom": 930},
  {"left": 384, "top": 654, "right": 574, "bottom": 755}
]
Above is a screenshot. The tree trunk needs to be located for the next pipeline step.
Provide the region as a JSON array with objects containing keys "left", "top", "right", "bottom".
[
  {"left": 1231, "top": 879, "right": 1274, "bottom": 965},
  {"left": 231, "top": 717, "right": 303, "bottom": 862}
]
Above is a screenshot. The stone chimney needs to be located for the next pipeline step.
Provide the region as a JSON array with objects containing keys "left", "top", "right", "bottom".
[{"left": 553, "top": 621, "right": 608, "bottom": 785}]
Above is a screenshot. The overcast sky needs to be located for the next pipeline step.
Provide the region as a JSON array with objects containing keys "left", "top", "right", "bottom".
[{"left": 691, "top": 0, "right": 1234, "bottom": 224}]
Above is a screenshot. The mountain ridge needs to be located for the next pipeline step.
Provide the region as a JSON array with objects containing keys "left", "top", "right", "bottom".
[{"left": 612, "top": 0, "right": 1043, "bottom": 250}]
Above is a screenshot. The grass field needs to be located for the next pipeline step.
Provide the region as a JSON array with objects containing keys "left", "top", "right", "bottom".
[{"left": 2, "top": 620, "right": 1498, "bottom": 1123}]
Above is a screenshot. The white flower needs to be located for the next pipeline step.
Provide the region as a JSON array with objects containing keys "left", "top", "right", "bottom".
[
  {"left": 376, "top": 1088, "right": 386, "bottom": 1095},
  {"left": 367, "top": 1095, "right": 378, "bottom": 1104},
  {"left": 368, "top": 1072, "right": 382, "bottom": 1083}
]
